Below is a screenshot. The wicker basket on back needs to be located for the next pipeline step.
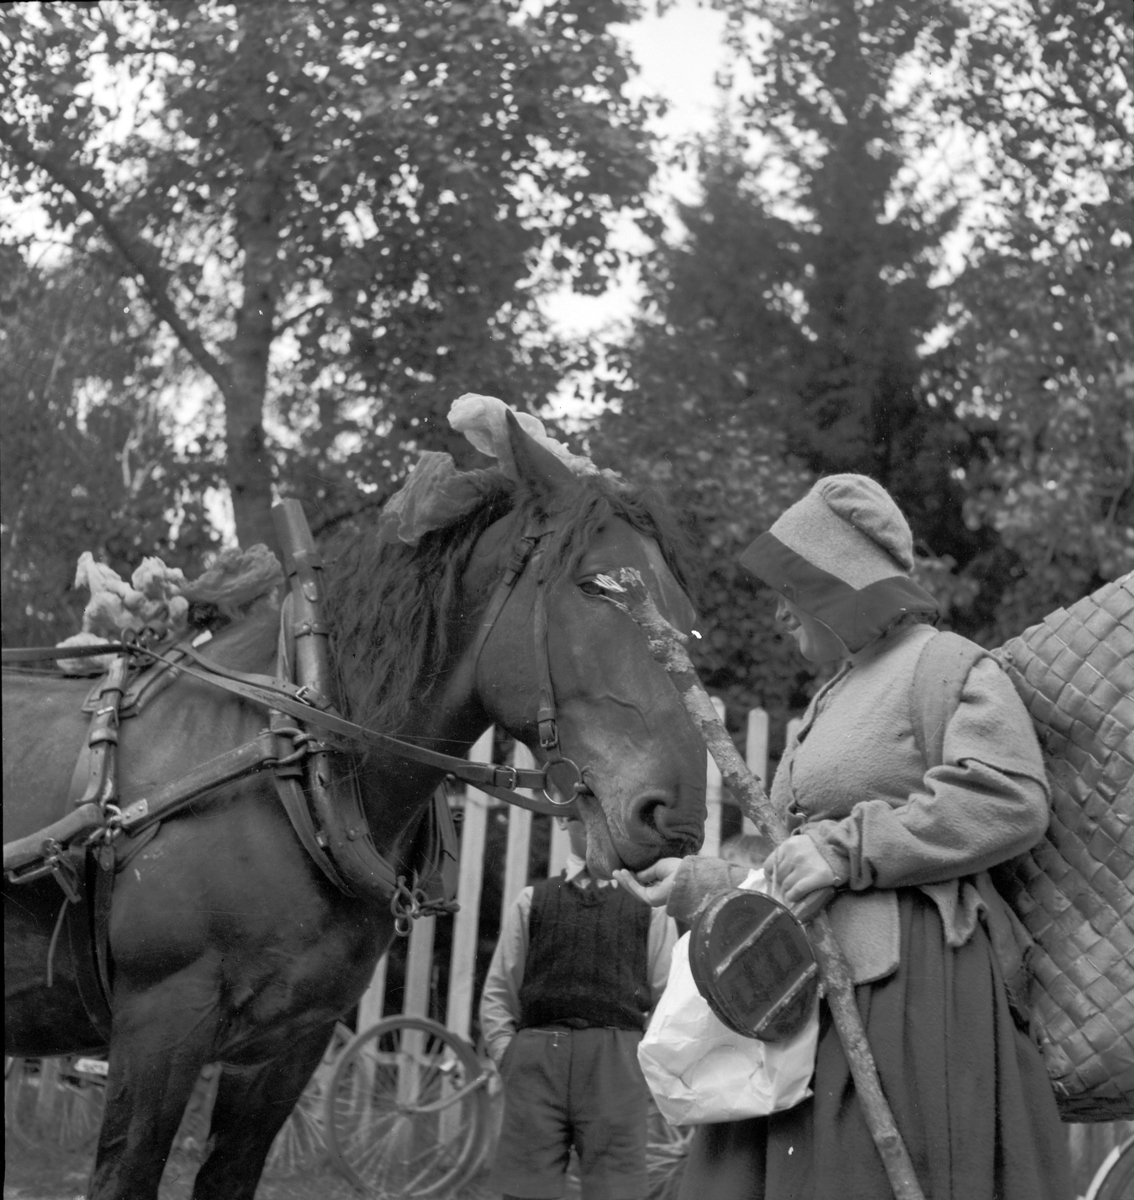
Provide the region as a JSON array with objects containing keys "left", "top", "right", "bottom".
[{"left": 991, "top": 572, "right": 1134, "bottom": 1122}]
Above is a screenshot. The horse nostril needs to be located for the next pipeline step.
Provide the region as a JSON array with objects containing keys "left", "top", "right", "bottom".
[
  {"left": 631, "top": 791, "right": 704, "bottom": 855},
  {"left": 634, "top": 796, "right": 666, "bottom": 837}
]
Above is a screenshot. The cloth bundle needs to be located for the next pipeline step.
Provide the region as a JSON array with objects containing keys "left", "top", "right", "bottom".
[{"left": 55, "top": 545, "right": 283, "bottom": 675}]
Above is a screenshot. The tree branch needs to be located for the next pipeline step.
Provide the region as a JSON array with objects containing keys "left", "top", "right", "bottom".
[
  {"left": 602, "top": 567, "right": 927, "bottom": 1200},
  {"left": 0, "top": 116, "right": 232, "bottom": 400},
  {"left": 308, "top": 494, "right": 392, "bottom": 540},
  {"left": 274, "top": 298, "right": 327, "bottom": 337}
]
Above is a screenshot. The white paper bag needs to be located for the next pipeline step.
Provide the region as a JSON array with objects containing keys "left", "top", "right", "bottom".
[{"left": 637, "top": 870, "right": 819, "bottom": 1126}]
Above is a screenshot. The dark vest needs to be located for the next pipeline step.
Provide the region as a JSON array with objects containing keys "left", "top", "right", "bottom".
[{"left": 518, "top": 873, "right": 652, "bottom": 1032}]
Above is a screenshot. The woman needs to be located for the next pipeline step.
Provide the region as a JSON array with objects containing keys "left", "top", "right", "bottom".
[{"left": 616, "top": 474, "right": 1072, "bottom": 1200}]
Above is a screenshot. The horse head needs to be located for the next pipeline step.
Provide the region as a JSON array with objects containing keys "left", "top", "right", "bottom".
[{"left": 458, "top": 415, "right": 707, "bottom": 875}]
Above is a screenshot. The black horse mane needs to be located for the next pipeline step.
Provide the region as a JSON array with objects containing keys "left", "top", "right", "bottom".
[{"left": 322, "top": 469, "right": 693, "bottom": 740}]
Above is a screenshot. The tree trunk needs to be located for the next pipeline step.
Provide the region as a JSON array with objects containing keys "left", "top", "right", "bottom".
[{"left": 226, "top": 26, "right": 285, "bottom": 552}]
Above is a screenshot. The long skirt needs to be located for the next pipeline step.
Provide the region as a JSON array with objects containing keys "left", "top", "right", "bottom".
[{"left": 676, "top": 889, "right": 1072, "bottom": 1200}]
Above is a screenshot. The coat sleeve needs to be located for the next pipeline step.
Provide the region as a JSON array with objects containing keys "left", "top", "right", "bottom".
[
  {"left": 478, "top": 886, "right": 532, "bottom": 1065},
  {"left": 664, "top": 857, "right": 751, "bottom": 928},
  {"left": 803, "top": 656, "right": 1050, "bottom": 891}
]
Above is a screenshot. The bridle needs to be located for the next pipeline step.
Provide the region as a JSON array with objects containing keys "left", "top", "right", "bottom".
[{"left": 462, "top": 516, "right": 585, "bottom": 808}]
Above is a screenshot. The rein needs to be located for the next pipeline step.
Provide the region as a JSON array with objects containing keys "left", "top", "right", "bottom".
[{"left": 1, "top": 517, "right": 583, "bottom": 815}]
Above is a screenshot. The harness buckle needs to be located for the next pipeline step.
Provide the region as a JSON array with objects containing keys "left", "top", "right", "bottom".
[{"left": 491, "top": 765, "right": 518, "bottom": 790}]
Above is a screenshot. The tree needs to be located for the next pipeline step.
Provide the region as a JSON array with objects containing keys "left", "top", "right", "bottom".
[
  {"left": 592, "top": 0, "right": 978, "bottom": 719},
  {"left": 0, "top": 247, "right": 221, "bottom": 646},
  {"left": 593, "top": 0, "right": 1132, "bottom": 727},
  {"left": 938, "top": 242, "right": 1134, "bottom": 641},
  {"left": 0, "top": 0, "right": 657, "bottom": 548},
  {"left": 921, "top": 0, "right": 1134, "bottom": 637}
]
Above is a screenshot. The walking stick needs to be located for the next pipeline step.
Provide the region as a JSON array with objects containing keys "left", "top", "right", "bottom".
[{"left": 599, "top": 569, "right": 926, "bottom": 1200}]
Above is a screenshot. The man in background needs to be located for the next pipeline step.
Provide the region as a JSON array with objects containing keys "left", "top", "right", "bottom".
[{"left": 480, "top": 812, "right": 677, "bottom": 1200}]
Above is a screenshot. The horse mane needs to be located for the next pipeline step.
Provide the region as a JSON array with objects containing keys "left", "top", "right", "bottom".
[{"left": 322, "top": 470, "right": 693, "bottom": 741}]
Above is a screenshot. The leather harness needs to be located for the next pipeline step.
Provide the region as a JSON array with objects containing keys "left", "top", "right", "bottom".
[{"left": 2, "top": 500, "right": 587, "bottom": 1033}]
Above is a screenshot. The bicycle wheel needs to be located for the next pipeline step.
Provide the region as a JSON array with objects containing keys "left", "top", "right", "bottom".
[
  {"left": 261, "top": 1022, "right": 353, "bottom": 1179},
  {"left": 1086, "top": 1135, "right": 1134, "bottom": 1200},
  {"left": 325, "top": 1016, "right": 488, "bottom": 1199},
  {"left": 5, "top": 1056, "right": 106, "bottom": 1153},
  {"left": 645, "top": 1095, "right": 693, "bottom": 1200}
]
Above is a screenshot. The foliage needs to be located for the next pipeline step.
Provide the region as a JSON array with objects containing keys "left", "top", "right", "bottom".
[
  {"left": 593, "top": 0, "right": 1132, "bottom": 726},
  {"left": 0, "top": 0, "right": 657, "bottom": 548},
  {"left": 920, "top": 0, "right": 1134, "bottom": 639},
  {"left": 931, "top": 231, "right": 1134, "bottom": 642},
  {"left": 0, "top": 248, "right": 221, "bottom": 646},
  {"left": 591, "top": 0, "right": 980, "bottom": 720}
]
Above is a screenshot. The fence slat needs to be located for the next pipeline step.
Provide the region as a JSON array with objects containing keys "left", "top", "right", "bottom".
[
  {"left": 357, "top": 956, "right": 387, "bottom": 1031},
  {"left": 548, "top": 816, "right": 571, "bottom": 877},
  {"left": 502, "top": 742, "right": 534, "bottom": 906},
  {"left": 786, "top": 716, "right": 802, "bottom": 749},
  {"left": 445, "top": 727, "right": 494, "bottom": 1040},
  {"left": 403, "top": 914, "right": 436, "bottom": 1019},
  {"left": 744, "top": 708, "right": 769, "bottom": 837}
]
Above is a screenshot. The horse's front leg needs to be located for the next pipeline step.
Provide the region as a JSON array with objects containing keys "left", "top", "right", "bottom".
[
  {"left": 88, "top": 970, "right": 221, "bottom": 1199},
  {"left": 191, "top": 1021, "right": 338, "bottom": 1200}
]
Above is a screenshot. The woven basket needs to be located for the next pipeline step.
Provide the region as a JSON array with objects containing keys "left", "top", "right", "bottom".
[{"left": 992, "top": 572, "right": 1134, "bottom": 1122}]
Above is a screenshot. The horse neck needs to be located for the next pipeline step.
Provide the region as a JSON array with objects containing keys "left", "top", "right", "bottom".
[
  {"left": 343, "top": 597, "right": 494, "bottom": 852},
  {"left": 328, "top": 504, "right": 526, "bottom": 848}
]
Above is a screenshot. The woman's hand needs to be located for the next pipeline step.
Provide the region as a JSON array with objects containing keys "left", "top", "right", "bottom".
[
  {"left": 765, "top": 836, "right": 837, "bottom": 920},
  {"left": 613, "top": 857, "right": 683, "bottom": 907}
]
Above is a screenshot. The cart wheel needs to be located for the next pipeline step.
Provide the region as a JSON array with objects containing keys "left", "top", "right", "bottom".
[
  {"left": 325, "top": 1016, "right": 489, "bottom": 1198},
  {"left": 1086, "top": 1135, "right": 1134, "bottom": 1200},
  {"left": 645, "top": 1095, "right": 692, "bottom": 1200},
  {"left": 4, "top": 1056, "right": 106, "bottom": 1153},
  {"left": 262, "top": 1021, "right": 353, "bottom": 1179}
]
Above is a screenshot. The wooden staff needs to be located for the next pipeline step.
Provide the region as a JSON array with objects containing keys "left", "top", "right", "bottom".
[{"left": 600, "top": 569, "right": 926, "bottom": 1200}]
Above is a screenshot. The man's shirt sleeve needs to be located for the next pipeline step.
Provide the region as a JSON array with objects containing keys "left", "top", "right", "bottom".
[
  {"left": 478, "top": 885, "right": 533, "bottom": 1065},
  {"left": 647, "top": 905, "right": 678, "bottom": 1008}
]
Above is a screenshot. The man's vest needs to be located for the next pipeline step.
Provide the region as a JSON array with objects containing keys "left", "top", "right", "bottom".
[{"left": 518, "top": 873, "right": 652, "bottom": 1032}]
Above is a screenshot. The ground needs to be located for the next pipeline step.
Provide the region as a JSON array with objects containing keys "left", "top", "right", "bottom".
[{"left": 1, "top": 1141, "right": 502, "bottom": 1200}]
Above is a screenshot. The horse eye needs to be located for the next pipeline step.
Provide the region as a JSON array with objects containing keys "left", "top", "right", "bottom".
[{"left": 579, "top": 580, "right": 605, "bottom": 597}]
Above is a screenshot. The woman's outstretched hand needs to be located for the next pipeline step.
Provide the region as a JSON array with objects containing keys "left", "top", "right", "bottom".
[{"left": 613, "top": 857, "right": 684, "bottom": 907}]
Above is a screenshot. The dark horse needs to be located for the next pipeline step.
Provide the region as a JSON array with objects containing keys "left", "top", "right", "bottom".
[{"left": 3, "top": 420, "right": 706, "bottom": 1198}]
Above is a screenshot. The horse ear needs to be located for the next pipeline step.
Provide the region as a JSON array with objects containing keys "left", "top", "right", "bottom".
[{"left": 505, "top": 409, "right": 577, "bottom": 499}]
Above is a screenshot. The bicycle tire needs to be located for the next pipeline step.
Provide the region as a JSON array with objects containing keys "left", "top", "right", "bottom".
[{"left": 325, "top": 1016, "right": 488, "bottom": 1198}]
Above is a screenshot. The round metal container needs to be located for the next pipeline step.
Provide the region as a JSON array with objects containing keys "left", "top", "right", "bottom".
[{"left": 689, "top": 888, "right": 819, "bottom": 1042}]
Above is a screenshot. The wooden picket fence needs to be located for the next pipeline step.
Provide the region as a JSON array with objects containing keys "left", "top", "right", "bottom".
[{"left": 358, "top": 706, "right": 800, "bottom": 1044}]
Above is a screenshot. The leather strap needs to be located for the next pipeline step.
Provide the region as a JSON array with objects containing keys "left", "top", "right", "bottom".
[
  {"left": 114, "top": 732, "right": 281, "bottom": 833},
  {"left": 271, "top": 773, "right": 359, "bottom": 893},
  {"left": 2, "top": 641, "right": 139, "bottom": 663},
  {"left": 154, "top": 644, "right": 563, "bottom": 806},
  {"left": 532, "top": 547, "right": 558, "bottom": 751},
  {"left": 63, "top": 847, "right": 115, "bottom": 1042}
]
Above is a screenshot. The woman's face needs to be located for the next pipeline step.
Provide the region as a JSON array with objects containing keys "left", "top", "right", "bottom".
[{"left": 775, "top": 596, "right": 847, "bottom": 664}]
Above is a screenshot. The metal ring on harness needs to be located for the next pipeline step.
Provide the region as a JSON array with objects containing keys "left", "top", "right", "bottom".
[
  {"left": 390, "top": 876, "right": 428, "bottom": 937},
  {"left": 539, "top": 757, "right": 586, "bottom": 808}
]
